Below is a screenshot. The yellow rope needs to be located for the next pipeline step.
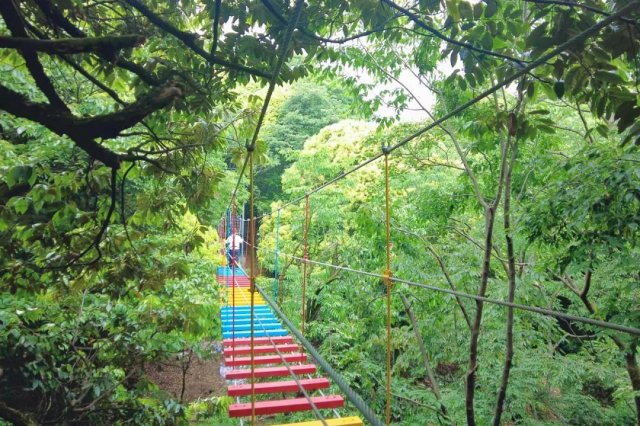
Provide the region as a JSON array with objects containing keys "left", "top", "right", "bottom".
[{"left": 383, "top": 151, "right": 393, "bottom": 425}]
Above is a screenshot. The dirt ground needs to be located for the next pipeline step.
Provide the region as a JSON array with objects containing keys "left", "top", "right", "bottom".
[
  {"left": 145, "top": 345, "right": 283, "bottom": 425},
  {"left": 146, "top": 350, "right": 227, "bottom": 402}
]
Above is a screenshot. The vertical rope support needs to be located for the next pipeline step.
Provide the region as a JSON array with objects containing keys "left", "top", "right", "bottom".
[
  {"left": 383, "top": 150, "right": 393, "bottom": 425},
  {"left": 221, "top": 217, "right": 226, "bottom": 266},
  {"left": 231, "top": 196, "right": 237, "bottom": 364},
  {"left": 248, "top": 150, "right": 256, "bottom": 426},
  {"left": 301, "top": 193, "right": 310, "bottom": 346},
  {"left": 273, "top": 209, "right": 281, "bottom": 300},
  {"left": 241, "top": 211, "right": 246, "bottom": 259}
]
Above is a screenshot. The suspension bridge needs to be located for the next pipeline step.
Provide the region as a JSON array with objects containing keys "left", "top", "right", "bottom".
[
  {"left": 217, "top": 262, "right": 363, "bottom": 425},
  {"left": 210, "top": 3, "right": 640, "bottom": 424}
]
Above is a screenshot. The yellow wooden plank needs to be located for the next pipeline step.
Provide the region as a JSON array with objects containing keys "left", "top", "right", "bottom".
[{"left": 271, "top": 417, "right": 363, "bottom": 426}]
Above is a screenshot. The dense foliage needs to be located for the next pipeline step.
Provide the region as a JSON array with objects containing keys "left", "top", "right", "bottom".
[{"left": 1, "top": 0, "right": 639, "bottom": 425}]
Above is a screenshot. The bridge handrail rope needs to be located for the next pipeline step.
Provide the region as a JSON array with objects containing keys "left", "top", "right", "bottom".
[
  {"left": 252, "top": 1, "right": 640, "bottom": 223},
  {"left": 249, "top": 247, "right": 640, "bottom": 337},
  {"left": 232, "top": 264, "right": 330, "bottom": 426}
]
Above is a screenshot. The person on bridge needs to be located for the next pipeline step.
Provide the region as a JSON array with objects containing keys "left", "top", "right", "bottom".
[{"left": 225, "top": 232, "right": 244, "bottom": 267}]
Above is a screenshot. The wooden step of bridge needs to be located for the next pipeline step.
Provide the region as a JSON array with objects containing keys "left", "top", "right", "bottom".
[
  {"left": 223, "top": 335, "right": 293, "bottom": 346},
  {"left": 228, "top": 378, "right": 330, "bottom": 396},
  {"left": 272, "top": 417, "right": 364, "bottom": 426},
  {"left": 224, "top": 343, "right": 299, "bottom": 356},
  {"left": 225, "top": 352, "right": 307, "bottom": 367},
  {"left": 225, "top": 364, "right": 318, "bottom": 380},
  {"left": 228, "top": 395, "right": 344, "bottom": 417}
]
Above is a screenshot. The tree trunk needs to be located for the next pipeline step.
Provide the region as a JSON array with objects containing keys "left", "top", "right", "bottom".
[
  {"left": 624, "top": 348, "right": 640, "bottom": 425},
  {"left": 399, "top": 293, "right": 449, "bottom": 420},
  {"left": 493, "top": 140, "right": 518, "bottom": 425},
  {"left": 466, "top": 205, "right": 496, "bottom": 426},
  {"left": 566, "top": 272, "right": 640, "bottom": 425}
]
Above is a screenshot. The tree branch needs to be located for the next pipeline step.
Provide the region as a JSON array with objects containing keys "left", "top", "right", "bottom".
[
  {"left": 380, "top": 0, "right": 527, "bottom": 66},
  {"left": 67, "top": 167, "right": 118, "bottom": 266},
  {"left": 30, "top": 0, "right": 160, "bottom": 86},
  {"left": 70, "top": 84, "right": 184, "bottom": 139},
  {"left": 122, "top": 0, "right": 273, "bottom": 79},
  {"left": 399, "top": 292, "right": 450, "bottom": 421},
  {"left": 0, "top": 0, "right": 68, "bottom": 110},
  {"left": 0, "top": 34, "right": 146, "bottom": 56},
  {"left": 211, "top": 0, "right": 221, "bottom": 55},
  {"left": 0, "top": 82, "right": 182, "bottom": 167},
  {"left": 261, "top": 0, "right": 402, "bottom": 44},
  {"left": 524, "top": 0, "right": 640, "bottom": 26}
]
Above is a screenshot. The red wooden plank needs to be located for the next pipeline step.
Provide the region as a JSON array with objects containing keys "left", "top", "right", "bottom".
[
  {"left": 225, "top": 364, "right": 316, "bottom": 380},
  {"left": 223, "top": 336, "right": 293, "bottom": 346},
  {"left": 227, "top": 378, "right": 330, "bottom": 397},
  {"left": 224, "top": 343, "right": 299, "bottom": 356},
  {"left": 225, "top": 352, "right": 307, "bottom": 367},
  {"left": 228, "top": 395, "right": 344, "bottom": 417}
]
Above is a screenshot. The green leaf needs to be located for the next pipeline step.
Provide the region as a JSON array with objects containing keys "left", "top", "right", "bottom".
[
  {"left": 485, "top": 0, "right": 498, "bottom": 17},
  {"left": 525, "top": 22, "right": 548, "bottom": 48},
  {"left": 621, "top": 120, "right": 640, "bottom": 146},
  {"left": 595, "top": 124, "right": 609, "bottom": 138},
  {"left": 594, "top": 71, "right": 625, "bottom": 84},
  {"left": 458, "top": 1, "right": 473, "bottom": 19},
  {"left": 12, "top": 197, "right": 29, "bottom": 214},
  {"left": 553, "top": 80, "right": 565, "bottom": 99}
]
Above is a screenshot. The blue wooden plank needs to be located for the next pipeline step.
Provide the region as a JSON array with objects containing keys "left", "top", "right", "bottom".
[
  {"left": 221, "top": 316, "right": 278, "bottom": 323},
  {"left": 222, "top": 316, "right": 278, "bottom": 322},
  {"left": 222, "top": 322, "right": 282, "bottom": 332}
]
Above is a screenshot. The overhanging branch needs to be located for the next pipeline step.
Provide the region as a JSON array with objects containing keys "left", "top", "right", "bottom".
[
  {"left": 380, "top": 0, "right": 527, "bottom": 65},
  {"left": 0, "top": 0, "right": 68, "bottom": 110},
  {"left": 0, "top": 35, "right": 146, "bottom": 56},
  {"left": 0, "top": 82, "right": 183, "bottom": 168},
  {"left": 261, "top": 0, "right": 402, "bottom": 44},
  {"left": 122, "top": 0, "right": 273, "bottom": 80},
  {"left": 30, "top": 0, "right": 160, "bottom": 86}
]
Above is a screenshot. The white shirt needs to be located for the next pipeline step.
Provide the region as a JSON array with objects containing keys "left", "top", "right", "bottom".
[{"left": 225, "top": 234, "right": 243, "bottom": 250}]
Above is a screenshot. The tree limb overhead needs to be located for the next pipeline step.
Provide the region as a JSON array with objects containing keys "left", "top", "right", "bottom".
[{"left": 0, "top": 35, "right": 146, "bottom": 56}]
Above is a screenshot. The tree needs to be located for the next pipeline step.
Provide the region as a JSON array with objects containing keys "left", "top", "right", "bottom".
[{"left": 257, "top": 80, "right": 353, "bottom": 208}]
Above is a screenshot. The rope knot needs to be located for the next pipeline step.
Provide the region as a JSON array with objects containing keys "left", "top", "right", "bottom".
[{"left": 383, "top": 269, "right": 393, "bottom": 289}]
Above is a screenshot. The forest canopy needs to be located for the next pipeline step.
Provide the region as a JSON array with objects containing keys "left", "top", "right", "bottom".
[{"left": 1, "top": 0, "right": 639, "bottom": 425}]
